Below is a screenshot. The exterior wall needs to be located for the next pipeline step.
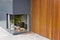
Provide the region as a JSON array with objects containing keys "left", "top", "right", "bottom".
[
  {"left": 31, "top": 0, "right": 60, "bottom": 40},
  {"left": 0, "top": 0, "right": 12, "bottom": 29},
  {"left": 13, "top": 0, "right": 30, "bottom": 14},
  {"left": 0, "top": 0, "right": 30, "bottom": 33}
]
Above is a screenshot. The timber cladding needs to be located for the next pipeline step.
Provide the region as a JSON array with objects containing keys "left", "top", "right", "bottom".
[{"left": 31, "top": 0, "right": 60, "bottom": 40}]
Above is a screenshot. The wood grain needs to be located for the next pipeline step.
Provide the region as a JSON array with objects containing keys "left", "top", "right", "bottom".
[{"left": 31, "top": 0, "right": 60, "bottom": 40}]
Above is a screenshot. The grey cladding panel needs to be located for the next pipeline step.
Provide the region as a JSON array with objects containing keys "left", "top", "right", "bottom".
[
  {"left": 0, "top": 0, "right": 12, "bottom": 20},
  {"left": 13, "top": 0, "right": 30, "bottom": 14}
]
